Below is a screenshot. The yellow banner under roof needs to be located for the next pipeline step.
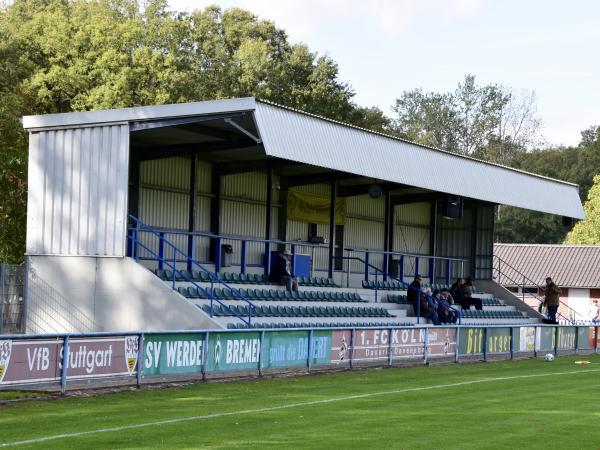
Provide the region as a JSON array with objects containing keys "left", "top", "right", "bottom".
[{"left": 287, "top": 190, "right": 346, "bottom": 225}]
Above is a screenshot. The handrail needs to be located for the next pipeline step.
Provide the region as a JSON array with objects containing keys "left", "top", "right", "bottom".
[
  {"left": 333, "top": 255, "right": 461, "bottom": 325},
  {"left": 128, "top": 215, "right": 256, "bottom": 326},
  {"left": 128, "top": 223, "right": 468, "bottom": 283},
  {"left": 492, "top": 255, "right": 583, "bottom": 324},
  {"left": 344, "top": 246, "right": 468, "bottom": 285}
]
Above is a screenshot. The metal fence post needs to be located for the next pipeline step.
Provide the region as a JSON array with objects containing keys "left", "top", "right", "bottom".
[
  {"left": 423, "top": 327, "right": 429, "bottom": 364},
  {"left": 455, "top": 325, "right": 460, "bottom": 363},
  {"left": 399, "top": 255, "right": 404, "bottom": 282},
  {"left": 137, "top": 333, "right": 144, "bottom": 388},
  {"left": 554, "top": 326, "right": 559, "bottom": 356},
  {"left": 350, "top": 328, "right": 355, "bottom": 370},
  {"left": 60, "top": 335, "right": 70, "bottom": 394},
  {"left": 483, "top": 327, "right": 488, "bottom": 362},
  {"left": 202, "top": 331, "right": 210, "bottom": 381},
  {"left": 388, "top": 328, "right": 393, "bottom": 367},
  {"left": 596, "top": 327, "right": 598, "bottom": 355},
  {"left": 574, "top": 326, "right": 579, "bottom": 355},
  {"left": 258, "top": 330, "right": 265, "bottom": 376},
  {"left": 307, "top": 329, "right": 313, "bottom": 372},
  {"left": 533, "top": 327, "right": 538, "bottom": 358},
  {"left": 510, "top": 327, "right": 514, "bottom": 360},
  {"left": 364, "top": 252, "right": 370, "bottom": 282}
]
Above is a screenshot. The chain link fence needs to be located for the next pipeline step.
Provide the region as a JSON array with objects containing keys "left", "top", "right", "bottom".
[{"left": 0, "top": 263, "right": 25, "bottom": 334}]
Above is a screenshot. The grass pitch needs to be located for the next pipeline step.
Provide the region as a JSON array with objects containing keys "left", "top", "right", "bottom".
[{"left": 1, "top": 356, "right": 599, "bottom": 449}]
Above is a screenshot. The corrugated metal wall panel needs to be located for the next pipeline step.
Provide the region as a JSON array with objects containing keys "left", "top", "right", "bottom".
[
  {"left": 222, "top": 172, "right": 267, "bottom": 201},
  {"left": 346, "top": 195, "right": 384, "bottom": 218},
  {"left": 141, "top": 157, "right": 190, "bottom": 191},
  {"left": 393, "top": 203, "right": 431, "bottom": 264},
  {"left": 197, "top": 161, "right": 211, "bottom": 194},
  {"left": 436, "top": 208, "right": 473, "bottom": 279},
  {"left": 26, "top": 124, "right": 129, "bottom": 256}
]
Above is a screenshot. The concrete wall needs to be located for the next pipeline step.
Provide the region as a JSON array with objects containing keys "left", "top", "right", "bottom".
[
  {"left": 475, "top": 279, "right": 543, "bottom": 320},
  {"left": 26, "top": 255, "right": 220, "bottom": 333}
]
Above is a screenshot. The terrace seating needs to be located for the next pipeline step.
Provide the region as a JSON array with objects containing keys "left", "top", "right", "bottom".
[
  {"left": 361, "top": 280, "right": 408, "bottom": 290},
  {"left": 178, "top": 286, "right": 366, "bottom": 302},
  {"left": 200, "top": 304, "right": 395, "bottom": 319},
  {"left": 156, "top": 269, "right": 337, "bottom": 287},
  {"left": 461, "top": 310, "right": 525, "bottom": 319},
  {"left": 384, "top": 294, "right": 503, "bottom": 307}
]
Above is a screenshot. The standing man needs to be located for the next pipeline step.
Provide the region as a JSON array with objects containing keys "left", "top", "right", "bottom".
[
  {"left": 589, "top": 300, "right": 600, "bottom": 323},
  {"left": 407, "top": 274, "right": 422, "bottom": 311},
  {"left": 542, "top": 277, "right": 561, "bottom": 324},
  {"left": 269, "top": 250, "right": 298, "bottom": 292}
]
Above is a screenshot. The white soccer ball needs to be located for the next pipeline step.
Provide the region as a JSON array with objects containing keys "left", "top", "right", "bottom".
[{"left": 544, "top": 353, "right": 555, "bottom": 362}]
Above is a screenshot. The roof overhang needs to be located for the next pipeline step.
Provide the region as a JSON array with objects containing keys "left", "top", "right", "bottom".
[{"left": 23, "top": 97, "right": 585, "bottom": 219}]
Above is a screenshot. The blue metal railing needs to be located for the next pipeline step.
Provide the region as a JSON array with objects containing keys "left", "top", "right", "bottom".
[
  {"left": 128, "top": 215, "right": 256, "bottom": 326},
  {"left": 129, "top": 226, "right": 329, "bottom": 276},
  {"left": 127, "top": 223, "right": 467, "bottom": 285},
  {"left": 493, "top": 255, "right": 581, "bottom": 324},
  {"left": 333, "top": 256, "right": 461, "bottom": 325},
  {"left": 343, "top": 247, "right": 468, "bottom": 286}
]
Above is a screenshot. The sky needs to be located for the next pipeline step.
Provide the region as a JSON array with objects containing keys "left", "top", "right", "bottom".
[{"left": 168, "top": 0, "right": 600, "bottom": 147}]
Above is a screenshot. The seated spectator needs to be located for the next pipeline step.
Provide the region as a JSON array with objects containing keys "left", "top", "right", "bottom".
[
  {"left": 464, "top": 277, "right": 483, "bottom": 311},
  {"left": 419, "top": 287, "right": 440, "bottom": 325},
  {"left": 433, "top": 289, "right": 458, "bottom": 324},
  {"left": 268, "top": 250, "right": 298, "bottom": 292}
]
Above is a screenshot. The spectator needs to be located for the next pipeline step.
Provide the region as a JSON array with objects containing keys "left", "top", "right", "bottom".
[
  {"left": 268, "top": 250, "right": 298, "bottom": 292},
  {"left": 589, "top": 300, "right": 600, "bottom": 323},
  {"left": 433, "top": 290, "right": 458, "bottom": 324},
  {"left": 407, "top": 274, "right": 422, "bottom": 309},
  {"left": 541, "top": 277, "right": 561, "bottom": 324},
  {"left": 419, "top": 287, "right": 440, "bottom": 325},
  {"left": 464, "top": 277, "right": 483, "bottom": 311},
  {"left": 450, "top": 278, "right": 467, "bottom": 310}
]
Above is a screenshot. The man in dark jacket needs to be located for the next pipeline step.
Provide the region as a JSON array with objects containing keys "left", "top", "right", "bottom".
[
  {"left": 450, "top": 278, "right": 467, "bottom": 310},
  {"left": 407, "top": 274, "right": 422, "bottom": 309},
  {"left": 269, "top": 250, "right": 298, "bottom": 292},
  {"left": 464, "top": 277, "right": 483, "bottom": 311},
  {"left": 542, "top": 277, "right": 561, "bottom": 323}
]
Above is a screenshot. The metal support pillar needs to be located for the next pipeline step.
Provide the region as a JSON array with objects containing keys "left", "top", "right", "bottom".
[
  {"left": 327, "top": 181, "right": 337, "bottom": 279},
  {"left": 429, "top": 200, "right": 438, "bottom": 283},
  {"left": 187, "top": 154, "right": 197, "bottom": 271},
  {"left": 383, "top": 191, "right": 393, "bottom": 280},
  {"left": 265, "top": 169, "right": 273, "bottom": 276},
  {"left": 210, "top": 165, "right": 221, "bottom": 271}
]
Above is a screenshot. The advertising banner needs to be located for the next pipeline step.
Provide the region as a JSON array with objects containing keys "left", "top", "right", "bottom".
[
  {"left": 515, "top": 327, "right": 536, "bottom": 352},
  {"left": 331, "top": 328, "right": 456, "bottom": 364},
  {"left": 459, "top": 328, "right": 512, "bottom": 355},
  {"left": 0, "top": 336, "right": 137, "bottom": 386},
  {"left": 206, "top": 332, "right": 261, "bottom": 372},
  {"left": 576, "top": 327, "right": 595, "bottom": 350},
  {"left": 557, "top": 327, "right": 576, "bottom": 351},
  {"left": 536, "top": 327, "right": 555, "bottom": 352},
  {"left": 143, "top": 333, "right": 205, "bottom": 377},
  {"left": 262, "top": 330, "right": 331, "bottom": 369},
  {"left": 485, "top": 328, "right": 512, "bottom": 354},
  {"left": 459, "top": 328, "right": 485, "bottom": 355}
]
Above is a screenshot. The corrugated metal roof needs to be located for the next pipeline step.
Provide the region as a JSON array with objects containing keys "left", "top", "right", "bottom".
[
  {"left": 494, "top": 244, "right": 600, "bottom": 288},
  {"left": 253, "top": 101, "right": 584, "bottom": 219},
  {"left": 22, "top": 97, "right": 585, "bottom": 219}
]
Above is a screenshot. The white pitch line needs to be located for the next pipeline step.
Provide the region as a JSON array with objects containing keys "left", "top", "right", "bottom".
[{"left": 1, "top": 367, "right": 599, "bottom": 447}]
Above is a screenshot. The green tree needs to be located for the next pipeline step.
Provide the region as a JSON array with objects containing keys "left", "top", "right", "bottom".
[
  {"left": 392, "top": 75, "right": 541, "bottom": 161},
  {"left": 566, "top": 175, "right": 600, "bottom": 244},
  {"left": 0, "top": 0, "right": 392, "bottom": 263}
]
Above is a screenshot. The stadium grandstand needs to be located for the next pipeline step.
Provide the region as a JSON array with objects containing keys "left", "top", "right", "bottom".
[{"left": 20, "top": 97, "right": 585, "bottom": 334}]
